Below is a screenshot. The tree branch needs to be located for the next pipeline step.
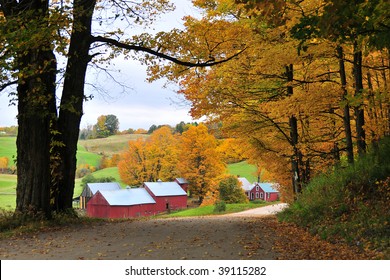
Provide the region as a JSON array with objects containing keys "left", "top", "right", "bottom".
[
  {"left": 91, "top": 35, "right": 246, "bottom": 68},
  {"left": 0, "top": 80, "right": 17, "bottom": 93}
]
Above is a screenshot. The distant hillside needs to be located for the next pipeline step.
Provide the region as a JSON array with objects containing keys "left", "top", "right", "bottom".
[
  {"left": 78, "top": 134, "right": 149, "bottom": 156},
  {"left": 0, "top": 134, "right": 148, "bottom": 168}
]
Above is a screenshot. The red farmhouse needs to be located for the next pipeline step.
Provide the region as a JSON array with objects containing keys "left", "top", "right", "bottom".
[
  {"left": 143, "top": 181, "right": 187, "bottom": 213},
  {"left": 87, "top": 188, "right": 156, "bottom": 218},
  {"left": 238, "top": 177, "right": 280, "bottom": 202}
]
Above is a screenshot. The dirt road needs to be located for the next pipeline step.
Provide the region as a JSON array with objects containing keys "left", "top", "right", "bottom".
[{"left": 0, "top": 204, "right": 378, "bottom": 260}]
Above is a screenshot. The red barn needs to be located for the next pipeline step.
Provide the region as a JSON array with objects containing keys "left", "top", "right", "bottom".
[
  {"left": 175, "top": 178, "right": 189, "bottom": 193},
  {"left": 87, "top": 188, "right": 156, "bottom": 218},
  {"left": 80, "top": 182, "right": 121, "bottom": 209},
  {"left": 143, "top": 181, "right": 187, "bottom": 213}
]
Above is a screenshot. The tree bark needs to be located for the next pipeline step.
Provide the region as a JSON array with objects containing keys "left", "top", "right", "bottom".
[
  {"left": 337, "top": 46, "right": 354, "bottom": 164},
  {"left": 54, "top": 0, "right": 96, "bottom": 211},
  {"left": 2, "top": 0, "right": 57, "bottom": 218},
  {"left": 286, "top": 64, "right": 302, "bottom": 195},
  {"left": 353, "top": 42, "right": 366, "bottom": 155}
]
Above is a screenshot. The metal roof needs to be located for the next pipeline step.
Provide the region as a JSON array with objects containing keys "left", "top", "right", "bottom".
[
  {"left": 87, "top": 182, "right": 121, "bottom": 195},
  {"left": 258, "top": 183, "right": 279, "bottom": 193},
  {"left": 175, "top": 178, "right": 189, "bottom": 184},
  {"left": 98, "top": 188, "right": 156, "bottom": 206},
  {"left": 238, "top": 177, "right": 255, "bottom": 191},
  {"left": 144, "top": 181, "right": 187, "bottom": 197}
]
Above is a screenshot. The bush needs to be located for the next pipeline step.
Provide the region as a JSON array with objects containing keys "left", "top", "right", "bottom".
[
  {"left": 213, "top": 201, "right": 226, "bottom": 213},
  {"left": 278, "top": 136, "right": 390, "bottom": 257}
]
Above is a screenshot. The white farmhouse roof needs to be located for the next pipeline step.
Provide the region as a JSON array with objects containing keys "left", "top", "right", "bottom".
[
  {"left": 98, "top": 188, "right": 156, "bottom": 206},
  {"left": 144, "top": 181, "right": 187, "bottom": 197},
  {"left": 238, "top": 177, "right": 255, "bottom": 192}
]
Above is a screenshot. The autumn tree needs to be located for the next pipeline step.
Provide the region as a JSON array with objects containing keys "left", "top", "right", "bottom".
[
  {"left": 0, "top": 0, "right": 244, "bottom": 218},
  {"left": 178, "top": 124, "right": 225, "bottom": 203},
  {"left": 0, "top": 157, "right": 9, "bottom": 172},
  {"left": 118, "top": 126, "right": 179, "bottom": 185},
  {"left": 146, "top": 0, "right": 389, "bottom": 201}
]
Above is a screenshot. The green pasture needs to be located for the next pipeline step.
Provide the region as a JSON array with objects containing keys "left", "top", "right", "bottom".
[
  {"left": 0, "top": 174, "right": 17, "bottom": 210},
  {"left": 227, "top": 161, "right": 257, "bottom": 183},
  {"left": 0, "top": 137, "right": 17, "bottom": 167}
]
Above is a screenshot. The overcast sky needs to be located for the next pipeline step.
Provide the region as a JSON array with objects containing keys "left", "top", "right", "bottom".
[{"left": 0, "top": 0, "right": 201, "bottom": 131}]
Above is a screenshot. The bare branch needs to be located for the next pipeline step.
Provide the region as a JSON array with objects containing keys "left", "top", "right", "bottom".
[{"left": 91, "top": 35, "right": 247, "bottom": 68}]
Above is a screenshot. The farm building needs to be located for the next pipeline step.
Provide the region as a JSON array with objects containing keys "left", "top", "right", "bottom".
[
  {"left": 80, "top": 182, "right": 121, "bottom": 209},
  {"left": 143, "top": 181, "right": 187, "bottom": 213},
  {"left": 87, "top": 188, "right": 157, "bottom": 218},
  {"left": 175, "top": 178, "right": 189, "bottom": 193},
  {"left": 256, "top": 183, "right": 280, "bottom": 201},
  {"left": 238, "top": 177, "right": 280, "bottom": 202}
]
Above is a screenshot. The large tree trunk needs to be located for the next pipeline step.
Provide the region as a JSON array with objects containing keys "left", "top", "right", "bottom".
[
  {"left": 4, "top": 0, "right": 58, "bottom": 218},
  {"left": 337, "top": 46, "right": 354, "bottom": 164},
  {"left": 54, "top": 0, "right": 96, "bottom": 211},
  {"left": 353, "top": 42, "right": 366, "bottom": 155},
  {"left": 285, "top": 64, "right": 302, "bottom": 195}
]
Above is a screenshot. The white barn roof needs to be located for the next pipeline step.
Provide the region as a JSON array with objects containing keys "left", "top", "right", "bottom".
[
  {"left": 238, "top": 177, "right": 255, "bottom": 191},
  {"left": 98, "top": 188, "right": 156, "bottom": 206},
  {"left": 144, "top": 181, "right": 187, "bottom": 197}
]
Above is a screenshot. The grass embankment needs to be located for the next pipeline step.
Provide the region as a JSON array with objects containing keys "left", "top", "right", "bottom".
[
  {"left": 164, "top": 200, "right": 276, "bottom": 218},
  {"left": 278, "top": 137, "right": 390, "bottom": 258}
]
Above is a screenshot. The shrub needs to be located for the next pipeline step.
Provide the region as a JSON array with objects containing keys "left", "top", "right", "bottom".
[
  {"left": 278, "top": 136, "right": 390, "bottom": 257},
  {"left": 213, "top": 201, "right": 226, "bottom": 213}
]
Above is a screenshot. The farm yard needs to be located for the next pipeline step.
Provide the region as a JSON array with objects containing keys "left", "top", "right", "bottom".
[{"left": 0, "top": 135, "right": 260, "bottom": 211}]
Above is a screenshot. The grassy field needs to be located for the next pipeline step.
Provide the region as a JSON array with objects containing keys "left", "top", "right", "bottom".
[
  {"left": 227, "top": 161, "right": 258, "bottom": 183},
  {"left": 0, "top": 174, "right": 17, "bottom": 210},
  {"left": 0, "top": 137, "right": 17, "bottom": 168},
  {"left": 164, "top": 200, "right": 275, "bottom": 218},
  {"left": 78, "top": 134, "right": 149, "bottom": 156},
  {"left": 0, "top": 137, "right": 103, "bottom": 169}
]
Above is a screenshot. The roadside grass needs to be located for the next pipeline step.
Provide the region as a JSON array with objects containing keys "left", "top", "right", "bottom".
[
  {"left": 227, "top": 161, "right": 257, "bottom": 183},
  {"left": 278, "top": 136, "right": 390, "bottom": 258},
  {"left": 162, "top": 200, "right": 277, "bottom": 218}
]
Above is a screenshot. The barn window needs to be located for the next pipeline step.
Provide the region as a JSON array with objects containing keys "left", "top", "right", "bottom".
[
  {"left": 260, "top": 192, "right": 263, "bottom": 199},
  {"left": 256, "top": 193, "right": 259, "bottom": 198},
  {"left": 256, "top": 186, "right": 259, "bottom": 191}
]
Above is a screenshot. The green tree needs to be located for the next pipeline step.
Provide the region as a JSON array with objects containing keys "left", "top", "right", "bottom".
[
  {"left": 105, "top": 114, "right": 119, "bottom": 136},
  {"left": 218, "top": 175, "right": 248, "bottom": 204}
]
